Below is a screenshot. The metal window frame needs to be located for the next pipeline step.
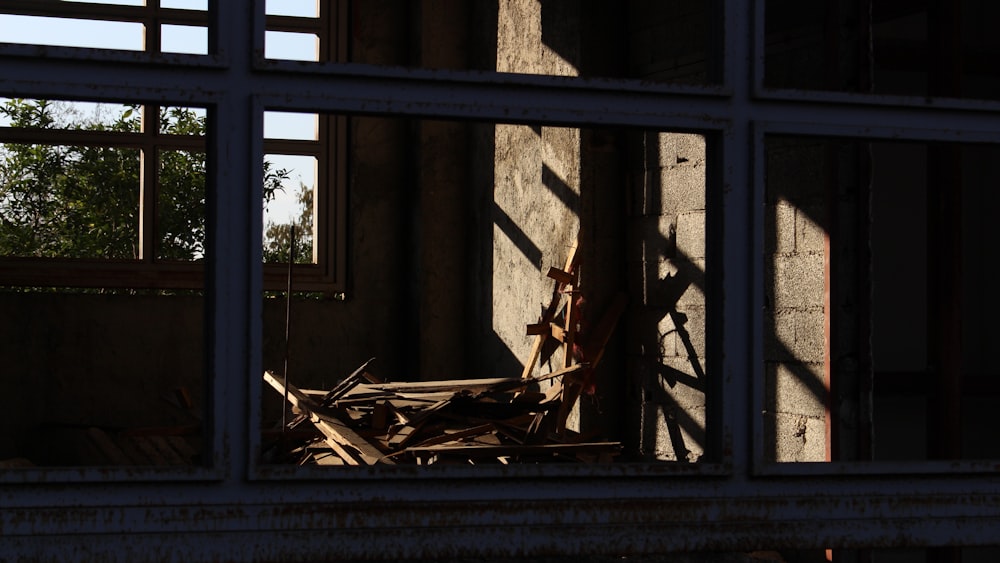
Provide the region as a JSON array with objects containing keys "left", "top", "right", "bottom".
[
  {"left": 0, "top": 0, "right": 999, "bottom": 559},
  {"left": 0, "top": 2, "right": 348, "bottom": 293},
  {"left": 748, "top": 0, "right": 1000, "bottom": 481},
  {"left": 0, "top": 103, "right": 210, "bottom": 287},
  {"left": 751, "top": 120, "right": 1000, "bottom": 477},
  {"left": 0, "top": 0, "right": 212, "bottom": 57}
]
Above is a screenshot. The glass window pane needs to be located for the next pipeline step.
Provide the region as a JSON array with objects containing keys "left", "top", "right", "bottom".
[
  {"left": 157, "top": 149, "right": 206, "bottom": 261},
  {"left": 765, "top": 0, "right": 1000, "bottom": 101},
  {"left": 161, "top": 24, "right": 208, "bottom": 55},
  {"left": 160, "top": 0, "right": 208, "bottom": 10},
  {"left": 62, "top": 0, "right": 145, "bottom": 5},
  {"left": 264, "top": 112, "right": 318, "bottom": 141},
  {"left": 263, "top": 1, "right": 719, "bottom": 84},
  {"left": 257, "top": 114, "right": 713, "bottom": 469},
  {"left": 265, "top": 0, "right": 318, "bottom": 18},
  {"left": 0, "top": 285, "right": 206, "bottom": 467},
  {"left": 0, "top": 143, "right": 140, "bottom": 259},
  {"left": 263, "top": 154, "right": 316, "bottom": 265},
  {"left": 763, "top": 135, "right": 1000, "bottom": 463},
  {"left": 0, "top": 98, "right": 139, "bottom": 131},
  {"left": 0, "top": 91, "right": 210, "bottom": 470},
  {"left": 338, "top": 1, "right": 717, "bottom": 84},
  {"left": 158, "top": 106, "right": 207, "bottom": 135},
  {"left": 0, "top": 15, "right": 144, "bottom": 51},
  {"left": 265, "top": 31, "right": 318, "bottom": 62}
]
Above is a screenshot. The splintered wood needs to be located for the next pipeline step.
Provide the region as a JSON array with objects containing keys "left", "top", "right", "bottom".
[
  {"left": 263, "top": 244, "right": 626, "bottom": 466},
  {"left": 263, "top": 364, "right": 618, "bottom": 465}
]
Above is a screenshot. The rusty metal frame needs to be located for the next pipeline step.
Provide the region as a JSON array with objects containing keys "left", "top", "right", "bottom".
[{"left": 1, "top": 0, "right": 1000, "bottom": 560}]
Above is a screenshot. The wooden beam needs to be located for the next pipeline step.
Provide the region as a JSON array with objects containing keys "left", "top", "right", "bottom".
[{"left": 264, "top": 371, "right": 394, "bottom": 465}]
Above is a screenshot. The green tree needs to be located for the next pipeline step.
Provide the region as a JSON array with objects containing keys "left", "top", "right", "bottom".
[
  {"left": 263, "top": 181, "right": 313, "bottom": 264},
  {"left": 0, "top": 99, "right": 141, "bottom": 259},
  {"left": 0, "top": 99, "right": 297, "bottom": 264}
]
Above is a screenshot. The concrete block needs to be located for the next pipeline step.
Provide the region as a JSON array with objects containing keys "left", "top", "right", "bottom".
[
  {"left": 766, "top": 308, "right": 825, "bottom": 363},
  {"left": 658, "top": 132, "right": 706, "bottom": 168},
  {"left": 655, "top": 306, "right": 705, "bottom": 361},
  {"left": 655, "top": 312, "right": 680, "bottom": 358},
  {"left": 626, "top": 214, "right": 675, "bottom": 263},
  {"left": 763, "top": 309, "right": 789, "bottom": 361},
  {"left": 633, "top": 256, "right": 705, "bottom": 309},
  {"left": 672, "top": 133, "right": 708, "bottom": 166},
  {"left": 675, "top": 210, "right": 706, "bottom": 260},
  {"left": 771, "top": 411, "right": 827, "bottom": 462},
  {"left": 637, "top": 399, "right": 705, "bottom": 462},
  {"left": 766, "top": 361, "right": 826, "bottom": 419},
  {"left": 765, "top": 141, "right": 827, "bottom": 204},
  {"left": 660, "top": 164, "right": 706, "bottom": 215},
  {"left": 768, "top": 198, "right": 827, "bottom": 256},
  {"left": 794, "top": 200, "right": 827, "bottom": 253},
  {"left": 624, "top": 307, "right": 669, "bottom": 357},
  {"left": 671, "top": 259, "right": 706, "bottom": 309},
  {"left": 767, "top": 200, "right": 796, "bottom": 255},
  {"left": 771, "top": 252, "right": 825, "bottom": 309},
  {"left": 659, "top": 355, "right": 708, "bottom": 394}
]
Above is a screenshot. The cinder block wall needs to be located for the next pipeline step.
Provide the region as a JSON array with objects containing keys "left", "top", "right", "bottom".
[
  {"left": 625, "top": 0, "right": 711, "bottom": 461},
  {"left": 763, "top": 139, "right": 829, "bottom": 462},
  {"left": 627, "top": 132, "right": 708, "bottom": 461}
]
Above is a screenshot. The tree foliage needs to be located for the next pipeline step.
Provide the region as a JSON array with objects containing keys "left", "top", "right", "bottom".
[
  {"left": 263, "top": 181, "right": 313, "bottom": 264},
  {"left": 0, "top": 99, "right": 141, "bottom": 259},
  {"left": 0, "top": 99, "right": 301, "bottom": 264}
]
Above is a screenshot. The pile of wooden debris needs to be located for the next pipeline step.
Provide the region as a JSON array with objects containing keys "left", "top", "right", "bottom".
[
  {"left": 263, "top": 362, "right": 618, "bottom": 465},
  {"left": 263, "top": 243, "right": 627, "bottom": 466}
]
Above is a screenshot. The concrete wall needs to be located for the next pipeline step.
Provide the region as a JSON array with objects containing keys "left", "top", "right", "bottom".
[
  {"left": 490, "top": 0, "right": 585, "bottom": 427},
  {"left": 0, "top": 292, "right": 204, "bottom": 464}
]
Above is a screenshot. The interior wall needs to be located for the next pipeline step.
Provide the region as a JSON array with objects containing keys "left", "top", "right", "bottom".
[
  {"left": 260, "top": 1, "right": 416, "bottom": 420},
  {"left": 624, "top": 1, "right": 712, "bottom": 461},
  {"left": 490, "top": 0, "right": 583, "bottom": 392},
  {"left": 627, "top": 132, "right": 709, "bottom": 462},
  {"left": 0, "top": 292, "right": 204, "bottom": 464},
  {"left": 763, "top": 139, "right": 829, "bottom": 463}
]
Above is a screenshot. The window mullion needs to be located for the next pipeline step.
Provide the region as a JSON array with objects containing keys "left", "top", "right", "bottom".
[{"left": 138, "top": 104, "right": 160, "bottom": 263}]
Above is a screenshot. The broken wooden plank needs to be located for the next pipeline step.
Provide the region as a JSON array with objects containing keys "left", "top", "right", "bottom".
[
  {"left": 546, "top": 266, "right": 574, "bottom": 285},
  {"left": 320, "top": 357, "right": 376, "bottom": 407},
  {"left": 520, "top": 330, "right": 548, "bottom": 379},
  {"left": 165, "top": 435, "right": 199, "bottom": 462},
  {"left": 362, "top": 377, "right": 521, "bottom": 394},
  {"left": 522, "top": 242, "right": 579, "bottom": 379},
  {"left": 501, "top": 363, "right": 587, "bottom": 393},
  {"left": 86, "top": 427, "right": 132, "bottom": 466},
  {"left": 145, "top": 435, "right": 187, "bottom": 466},
  {"left": 404, "top": 423, "right": 497, "bottom": 450},
  {"left": 549, "top": 322, "right": 566, "bottom": 343},
  {"left": 264, "top": 371, "right": 394, "bottom": 465},
  {"left": 525, "top": 321, "right": 550, "bottom": 335},
  {"left": 406, "top": 441, "right": 620, "bottom": 459},
  {"left": 129, "top": 436, "right": 169, "bottom": 466}
]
